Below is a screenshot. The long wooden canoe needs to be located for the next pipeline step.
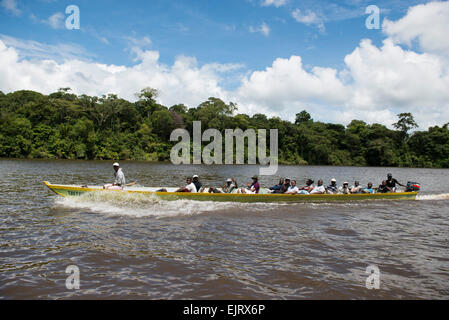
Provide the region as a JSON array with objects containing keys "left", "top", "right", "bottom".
[{"left": 44, "top": 181, "right": 418, "bottom": 203}]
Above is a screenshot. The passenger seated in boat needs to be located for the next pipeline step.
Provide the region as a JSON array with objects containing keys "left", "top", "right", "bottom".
[
  {"left": 209, "top": 178, "right": 238, "bottom": 193},
  {"left": 273, "top": 178, "right": 290, "bottom": 194},
  {"left": 192, "top": 175, "right": 204, "bottom": 192},
  {"left": 298, "top": 179, "right": 314, "bottom": 194},
  {"left": 377, "top": 180, "right": 389, "bottom": 193},
  {"left": 103, "top": 162, "right": 125, "bottom": 190},
  {"left": 285, "top": 180, "right": 299, "bottom": 194},
  {"left": 269, "top": 178, "right": 284, "bottom": 192},
  {"left": 350, "top": 181, "right": 362, "bottom": 194},
  {"left": 238, "top": 176, "right": 260, "bottom": 194},
  {"left": 386, "top": 173, "right": 405, "bottom": 192},
  {"left": 175, "top": 177, "right": 197, "bottom": 193},
  {"left": 339, "top": 182, "right": 350, "bottom": 194},
  {"left": 326, "top": 178, "right": 338, "bottom": 194},
  {"left": 310, "top": 179, "right": 326, "bottom": 194},
  {"left": 361, "top": 182, "right": 374, "bottom": 194}
]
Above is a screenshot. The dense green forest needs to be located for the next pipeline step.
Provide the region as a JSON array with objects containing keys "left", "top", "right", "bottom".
[{"left": 0, "top": 88, "right": 448, "bottom": 168}]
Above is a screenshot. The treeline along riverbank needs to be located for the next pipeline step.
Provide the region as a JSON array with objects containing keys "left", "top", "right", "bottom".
[{"left": 1, "top": 88, "right": 448, "bottom": 168}]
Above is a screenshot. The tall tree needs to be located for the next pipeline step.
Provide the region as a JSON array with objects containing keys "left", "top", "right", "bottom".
[
  {"left": 295, "top": 110, "right": 312, "bottom": 125},
  {"left": 393, "top": 113, "right": 418, "bottom": 138},
  {"left": 135, "top": 87, "right": 159, "bottom": 119}
]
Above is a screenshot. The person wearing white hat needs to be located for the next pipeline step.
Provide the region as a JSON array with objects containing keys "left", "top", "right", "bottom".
[
  {"left": 192, "top": 175, "right": 203, "bottom": 193},
  {"left": 103, "top": 162, "right": 126, "bottom": 190},
  {"left": 339, "top": 181, "right": 350, "bottom": 194},
  {"left": 208, "top": 178, "right": 238, "bottom": 194},
  {"left": 326, "top": 178, "right": 338, "bottom": 194}
]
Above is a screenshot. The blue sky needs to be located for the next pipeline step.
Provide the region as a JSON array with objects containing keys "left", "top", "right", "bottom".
[
  {"left": 1, "top": 0, "right": 448, "bottom": 128},
  {"left": 0, "top": 0, "right": 426, "bottom": 71}
]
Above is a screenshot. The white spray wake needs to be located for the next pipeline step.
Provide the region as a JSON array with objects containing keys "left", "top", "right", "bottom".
[
  {"left": 416, "top": 193, "right": 449, "bottom": 201},
  {"left": 54, "top": 191, "right": 448, "bottom": 218},
  {"left": 54, "top": 192, "right": 289, "bottom": 218}
]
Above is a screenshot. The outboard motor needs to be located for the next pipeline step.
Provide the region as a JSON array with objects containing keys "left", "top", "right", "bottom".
[{"left": 406, "top": 181, "right": 421, "bottom": 192}]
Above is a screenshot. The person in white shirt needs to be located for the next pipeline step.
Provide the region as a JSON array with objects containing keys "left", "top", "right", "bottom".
[
  {"left": 285, "top": 180, "right": 299, "bottom": 194},
  {"left": 209, "top": 178, "right": 238, "bottom": 193},
  {"left": 104, "top": 162, "right": 126, "bottom": 190},
  {"left": 310, "top": 179, "right": 326, "bottom": 194},
  {"left": 339, "top": 182, "right": 350, "bottom": 194},
  {"left": 175, "top": 177, "right": 197, "bottom": 193}
]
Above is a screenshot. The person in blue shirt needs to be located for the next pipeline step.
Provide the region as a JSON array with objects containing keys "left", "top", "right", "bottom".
[
  {"left": 269, "top": 178, "right": 284, "bottom": 192},
  {"left": 361, "top": 182, "right": 374, "bottom": 194}
]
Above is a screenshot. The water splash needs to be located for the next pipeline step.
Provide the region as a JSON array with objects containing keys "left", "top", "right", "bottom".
[
  {"left": 53, "top": 191, "right": 301, "bottom": 218},
  {"left": 417, "top": 193, "right": 449, "bottom": 201},
  {"left": 54, "top": 191, "right": 448, "bottom": 218},
  {"left": 55, "top": 192, "right": 228, "bottom": 218}
]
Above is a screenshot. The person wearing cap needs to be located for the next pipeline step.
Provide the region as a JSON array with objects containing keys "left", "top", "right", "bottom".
[
  {"left": 386, "top": 173, "right": 405, "bottom": 192},
  {"left": 310, "top": 179, "right": 326, "bottom": 194},
  {"left": 192, "top": 175, "right": 204, "bottom": 193},
  {"left": 339, "top": 182, "right": 350, "bottom": 194},
  {"left": 238, "top": 176, "right": 260, "bottom": 194},
  {"left": 209, "top": 178, "right": 238, "bottom": 194},
  {"left": 326, "top": 178, "right": 338, "bottom": 194},
  {"left": 103, "top": 162, "right": 126, "bottom": 190}
]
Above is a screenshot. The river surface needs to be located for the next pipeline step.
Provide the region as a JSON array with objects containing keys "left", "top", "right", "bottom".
[{"left": 1, "top": 159, "right": 448, "bottom": 299}]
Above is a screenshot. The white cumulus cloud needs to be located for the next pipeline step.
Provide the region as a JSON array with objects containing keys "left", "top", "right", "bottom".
[
  {"left": 0, "top": 39, "right": 240, "bottom": 108},
  {"left": 383, "top": 1, "right": 449, "bottom": 57},
  {"left": 236, "top": 36, "right": 449, "bottom": 128},
  {"left": 238, "top": 56, "right": 348, "bottom": 107}
]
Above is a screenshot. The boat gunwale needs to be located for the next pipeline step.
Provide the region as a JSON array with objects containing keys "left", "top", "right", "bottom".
[{"left": 43, "top": 181, "right": 418, "bottom": 199}]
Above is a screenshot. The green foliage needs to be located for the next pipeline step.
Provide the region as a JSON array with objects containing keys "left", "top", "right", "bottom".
[
  {"left": 393, "top": 113, "right": 418, "bottom": 136},
  {"left": 0, "top": 89, "right": 447, "bottom": 168},
  {"left": 295, "top": 110, "right": 312, "bottom": 124}
]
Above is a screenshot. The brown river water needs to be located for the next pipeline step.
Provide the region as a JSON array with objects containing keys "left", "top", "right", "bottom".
[{"left": 1, "top": 159, "right": 448, "bottom": 299}]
